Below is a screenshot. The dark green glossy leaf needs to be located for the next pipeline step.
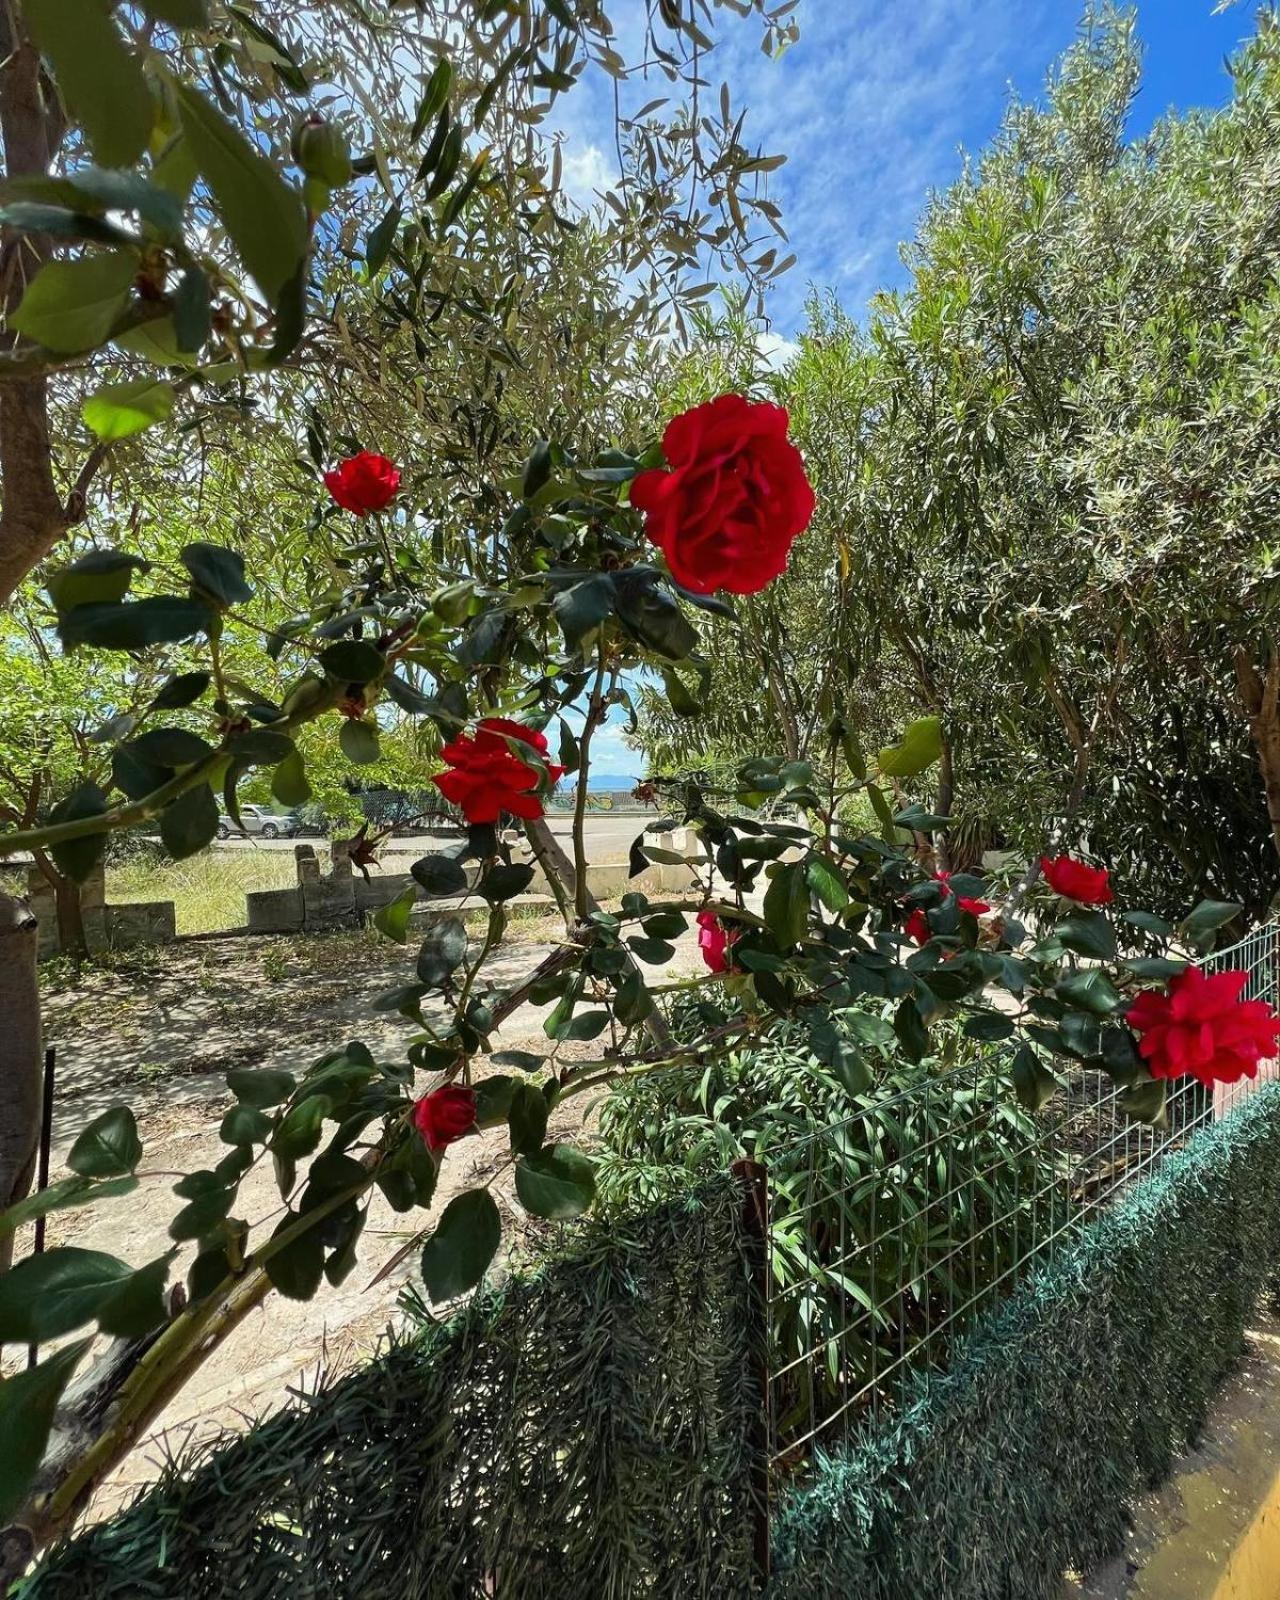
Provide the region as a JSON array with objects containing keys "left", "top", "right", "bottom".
[
  {"left": 48, "top": 780, "right": 108, "bottom": 884},
  {"left": 181, "top": 542, "right": 254, "bottom": 607},
  {"left": 24, "top": 0, "right": 151, "bottom": 167},
  {"left": 68, "top": 1106, "right": 141, "bottom": 1177},
  {"left": 417, "top": 918, "right": 467, "bottom": 987},
  {"left": 0, "top": 1339, "right": 91, "bottom": 1523},
  {"left": 150, "top": 671, "right": 210, "bottom": 710},
  {"left": 160, "top": 782, "right": 218, "bottom": 859},
  {"left": 420, "top": 1189, "right": 501, "bottom": 1304},
  {"left": 59, "top": 596, "right": 213, "bottom": 651},
  {"left": 514, "top": 1145, "right": 596, "bottom": 1220},
  {"left": 412, "top": 854, "right": 469, "bottom": 896}
]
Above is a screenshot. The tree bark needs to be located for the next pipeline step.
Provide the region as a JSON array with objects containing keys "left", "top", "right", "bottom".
[
  {"left": 0, "top": 891, "right": 41, "bottom": 1273},
  {"left": 1235, "top": 647, "right": 1280, "bottom": 862},
  {"left": 0, "top": 4, "right": 68, "bottom": 607}
]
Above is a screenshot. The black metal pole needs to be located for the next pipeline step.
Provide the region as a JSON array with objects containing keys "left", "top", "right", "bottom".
[{"left": 27, "top": 1046, "right": 56, "bottom": 1371}]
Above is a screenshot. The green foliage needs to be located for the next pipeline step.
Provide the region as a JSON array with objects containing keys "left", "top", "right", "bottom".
[
  {"left": 598, "top": 1008, "right": 1069, "bottom": 1445},
  {"left": 770, "top": 1083, "right": 1280, "bottom": 1599}
]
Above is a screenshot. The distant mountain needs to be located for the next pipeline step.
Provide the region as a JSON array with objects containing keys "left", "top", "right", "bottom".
[{"left": 559, "top": 772, "right": 640, "bottom": 792}]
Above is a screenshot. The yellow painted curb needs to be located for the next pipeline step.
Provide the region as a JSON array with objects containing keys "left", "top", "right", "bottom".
[
  {"left": 1069, "top": 1323, "right": 1280, "bottom": 1600},
  {"left": 1210, "top": 1463, "right": 1280, "bottom": 1600}
]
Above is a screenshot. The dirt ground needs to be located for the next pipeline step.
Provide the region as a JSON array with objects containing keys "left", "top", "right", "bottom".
[{"left": 27, "top": 917, "right": 704, "bottom": 1518}]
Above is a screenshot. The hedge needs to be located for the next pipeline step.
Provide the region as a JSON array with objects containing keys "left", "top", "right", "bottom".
[
  {"left": 769, "top": 1081, "right": 1280, "bottom": 1599},
  {"left": 22, "top": 1176, "right": 760, "bottom": 1600}
]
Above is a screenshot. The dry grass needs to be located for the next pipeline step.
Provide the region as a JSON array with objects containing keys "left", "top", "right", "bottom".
[{"left": 108, "top": 849, "right": 299, "bottom": 936}]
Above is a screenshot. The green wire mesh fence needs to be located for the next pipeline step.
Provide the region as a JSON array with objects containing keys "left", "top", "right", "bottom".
[{"left": 764, "top": 920, "right": 1280, "bottom": 1471}]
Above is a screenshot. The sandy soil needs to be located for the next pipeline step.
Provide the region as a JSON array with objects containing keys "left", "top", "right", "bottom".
[{"left": 24, "top": 920, "right": 703, "bottom": 1517}]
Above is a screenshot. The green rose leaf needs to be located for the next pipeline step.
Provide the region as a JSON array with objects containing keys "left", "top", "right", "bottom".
[
  {"left": 763, "top": 860, "right": 809, "bottom": 949},
  {"left": 271, "top": 748, "right": 312, "bottom": 807},
  {"left": 374, "top": 886, "right": 419, "bottom": 945},
  {"left": 59, "top": 596, "right": 213, "bottom": 651},
  {"left": 0, "top": 1247, "right": 134, "bottom": 1342},
  {"left": 48, "top": 780, "right": 109, "bottom": 884},
  {"left": 477, "top": 863, "right": 535, "bottom": 902},
  {"left": 150, "top": 671, "right": 211, "bottom": 710},
  {"left": 68, "top": 1106, "right": 142, "bottom": 1178},
  {"left": 24, "top": 0, "right": 152, "bottom": 167},
  {"left": 10, "top": 249, "right": 137, "bottom": 353},
  {"left": 132, "top": 727, "right": 213, "bottom": 767},
  {"left": 508, "top": 1080, "right": 549, "bottom": 1155},
  {"left": 1056, "top": 968, "right": 1122, "bottom": 1016},
  {"left": 160, "top": 782, "right": 219, "bottom": 859},
  {"left": 417, "top": 917, "right": 467, "bottom": 988},
  {"left": 0, "top": 1339, "right": 92, "bottom": 1524},
  {"left": 45, "top": 549, "right": 148, "bottom": 614},
  {"left": 411, "top": 854, "right": 469, "bottom": 896},
  {"left": 1011, "top": 1042, "right": 1060, "bottom": 1112},
  {"left": 226, "top": 1067, "right": 296, "bottom": 1108},
  {"left": 175, "top": 82, "right": 308, "bottom": 301},
  {"left": 82, "top": 379, "right": 175, "bottom": 441},
  {"left": 319, "top": 640, "right": 385, "bottom": 683},
  {"left": 181, "top": 542, "right": 254, "bottom": 607},
  {"left": 339, "top": 719, "right": 381, "bottom": 765},
  {"left": 420, "top": 1189, "right": 501, "bottom": 1304},
  {"left": 514, "top": 1145, "right": 596, "bottom": 1220}
]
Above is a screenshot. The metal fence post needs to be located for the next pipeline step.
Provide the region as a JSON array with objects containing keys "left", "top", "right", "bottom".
[{"left": 731, "top": 1156, "right": 771, "bottom": 1585}]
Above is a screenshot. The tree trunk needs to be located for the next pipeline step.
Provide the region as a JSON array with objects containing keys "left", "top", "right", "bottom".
[
  {"left": 934, "top": 732, "right": 955, "bottom": 871},
  {"left": 1235, "top": 647, "right": 1280, "bottom": 862},
  {"left": 0, "top": 6, "right": 68, "bottom": 607},
  {"left": 0, "top": 891, "right": 42, "bottom": 1272}
]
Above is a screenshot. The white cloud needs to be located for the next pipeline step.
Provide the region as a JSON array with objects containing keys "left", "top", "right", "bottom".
[{"left": 559, "top": 140, "right": 613, "bottom": 209}]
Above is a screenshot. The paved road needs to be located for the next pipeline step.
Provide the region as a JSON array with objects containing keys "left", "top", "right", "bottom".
[{"left": 205, "top": 813, "right": 652, "bottom": 861}]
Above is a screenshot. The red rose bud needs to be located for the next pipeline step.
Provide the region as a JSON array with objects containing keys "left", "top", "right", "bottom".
[
  {"left": 697, "top": 910, "right": 739, "bottom": 973},
  {"left": 1126, "top": 966, "right": 1280, "bottom": 1088},
  {"left": 323, "top": 451, "right": 401, "bottom": 516},
  {"left": 413, "top": 1084, "right": 477, "bottom": 1151},
  {"left": 630, "top": 395, "right": 815, "bottom": 596},
  {"left": 1040, "top": 855, "right": 1112, "bottom": 905},
  {"left": 431, "top": 717, "right": 565, "bottom": 825},
  {"left": 904, "top": 907, "right": 930, "bottom": 946},
  {"left": 291, "top": 114, "right": 353, "bottom": 187}
]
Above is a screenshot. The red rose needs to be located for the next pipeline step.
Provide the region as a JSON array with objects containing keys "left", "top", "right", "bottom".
[
  {"left": 1126, "top": 966, "right": 1280, "bottom": 1088},
  {"left": 697, "top": 911, "right": 739, "bottom": 973},
  {"left": 1040, "top": 855, "right": 1112, "bottom": 905},
  {"left": 934, "top": 869, "right": 990, "bottom": 918},
  {"left": 904, "top": 907, "right": 930, "bottom": 946},
  {"left": 323, "top": 451, "right": 401, "bottom": 516},
  {"left": 413, "top": 1083, "right": 476, "bottom": 1151},
  {"left": 630, "top": 395, "right": 815, "bottom": 595},
  {"left": 432, "top": 717, "right": 565, "bottom": 824}
]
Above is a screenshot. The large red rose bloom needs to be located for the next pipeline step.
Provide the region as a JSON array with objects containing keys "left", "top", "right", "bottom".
[
  {"left": 432, "top": 717, "right": 564, "bottom": 824},
  {"left": 697, "top": 911, "right": 738, "bottom": 973},
  {"left": 1040, "top": 855, "right": 1112, "bottom": 905},
  {"left": 1126, "top": 966, "right": 1280, "bottom": 1088},
  {"left": 413, "top": 1084, "right": 476, "bottom": 1151},
  {"left": 323, "top": 451, "right": 401, "bottom": 516},
  {"left": 630, "top": 395, "right": 815, "bottom": 595}
]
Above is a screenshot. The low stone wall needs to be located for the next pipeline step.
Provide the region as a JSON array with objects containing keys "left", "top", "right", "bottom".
[
  {"left": 27, "top": 834, "right": 697, "bottom": 954},
  {"left": 246, "top": 838, "right": 696, "bottom": 936}
]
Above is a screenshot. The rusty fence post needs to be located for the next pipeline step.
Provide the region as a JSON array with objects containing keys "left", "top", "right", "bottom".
[{"left": 731, "top": 1156, "right": 770, "bottom": 1585}]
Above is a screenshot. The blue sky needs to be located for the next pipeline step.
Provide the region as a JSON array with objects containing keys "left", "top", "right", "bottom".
[{"left": 566, "top": 0, "right": 1252, "bottom": 777}]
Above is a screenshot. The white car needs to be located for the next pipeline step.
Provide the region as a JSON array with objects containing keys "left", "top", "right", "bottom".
[{"left": 215, "top": 805, "right": 300, "bottom": 841}]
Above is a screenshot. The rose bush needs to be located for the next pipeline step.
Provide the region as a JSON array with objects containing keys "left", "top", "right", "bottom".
[{"left": 0, "top": 373, "right": 1275, "bottom": 1556}]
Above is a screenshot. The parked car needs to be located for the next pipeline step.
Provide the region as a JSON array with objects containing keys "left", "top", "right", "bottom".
[{"left": 215, "top": 805, "right": 300, "bottom": 841}]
